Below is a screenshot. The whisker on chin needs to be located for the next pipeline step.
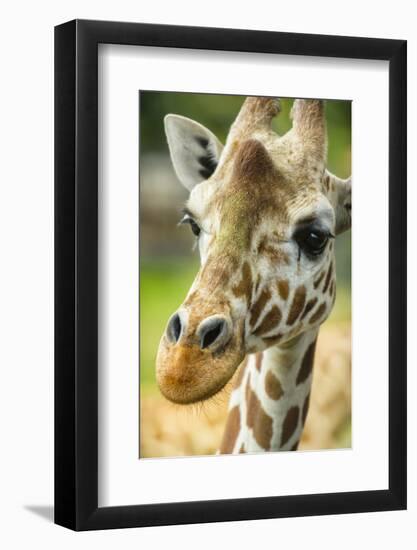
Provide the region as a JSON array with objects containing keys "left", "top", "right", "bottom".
[{"left": 172, "top": 377, "right": 235, "bottom": 420}]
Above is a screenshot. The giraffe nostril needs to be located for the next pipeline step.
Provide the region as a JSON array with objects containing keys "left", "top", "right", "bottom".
[
  {"left": 166, "top": 313, "right": 182, "bottom": 344},
  {"left": 199, "top": 318, "right": 228, "bottom": 350}
]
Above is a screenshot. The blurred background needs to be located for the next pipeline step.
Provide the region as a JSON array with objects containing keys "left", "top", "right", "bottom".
[{"left": 139, "top": 92, "right": 351, "bottom": 458}]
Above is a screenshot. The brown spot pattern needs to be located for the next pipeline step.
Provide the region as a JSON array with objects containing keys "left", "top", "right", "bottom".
[
  {"left": 296, "top": 341, "right": 317, "bottom": 385},
  {"left": 255, "top": 352, "right": 263, "bottom": 371},
  {"left": 322, "top": 263, "right": 333, "bottom": 293},
  {"left": 258, "top": 237, "right": 290, "bottom": 265},
  {"left": 250, "top": 288, "right": 271, "bottom": 329},
  {"left": 309, "top": 302, "right": 326, "bottom": 324},
  {"left": 280, "top": 406, "right": 300, "bottom": 447},
  {"left": 245, "top": 373, "right": 251, "bottom": 403},
  {"left": 219, "top": 406, "right": 241, "bottom": 454},
  {"left": 277, "top": 279, "right": 289, "bottom": 301},
  {"left": 313, "top": 271, "right": 325, "bottom": 289},
  {"left": 302, "top": 393, "right": 311, "bottom": 424},
  {"left": 232, "top": 261, "right": 252, "bottom": 303},
  {"left": 253, "top": 305, "right": 282, "bottom": 336},
  {"left": 287, "top": 286, "right": 306, "bottom": 325},
  {"left": 265, "top": 370, "right": 283, "bottom": 400},
  {"left": 246, "top": 385, "right": 273, "bottom": 450},
  {"left": 254, "top": 274, "right": 261, "bottom": 294},
  {"left": 262, "top": 334, "right": 283, "bottom": 347},
  {"left": 301, "top": 297, "right": 318, "bottom": 320},
  {"left": 245, "top": 373, "right": 252, "bottom": 404},
  {"left": 267, "top": 247, "right": 289, "bottom": 265},
  {"left": 233, "top": 358, "right": 248, "bottom": 389}
]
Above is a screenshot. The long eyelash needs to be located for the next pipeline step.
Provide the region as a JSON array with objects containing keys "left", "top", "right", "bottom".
[
  {"left": 178, "top": 215, "right": 197, "bottom": 230},
  {"left": 178, "top": 215, "right": 212, "bottom": 239},
  {"left": 181, "top": 207, "right": 194, "bottom": 218},
  {"left": 177, "top": 216, "right": 188, "bottom": 227}
]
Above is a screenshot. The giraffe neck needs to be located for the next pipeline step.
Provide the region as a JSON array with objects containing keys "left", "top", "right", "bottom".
[{"left": 219, "top": 327, "right": 319, "bottom": 453}]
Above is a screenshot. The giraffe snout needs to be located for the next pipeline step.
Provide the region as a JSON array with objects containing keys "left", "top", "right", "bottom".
[
  {"left": 198, "top": 315, "right": 231, "bottom": 351},
  {"left": 166, "top": 312, "right": 184, "bottom": 344},
  {"left": 166, "top": 310, "right": 232, "bottom": 352},
  {"left": 157, "top": 309, "right": 244, "bottom": 404}
]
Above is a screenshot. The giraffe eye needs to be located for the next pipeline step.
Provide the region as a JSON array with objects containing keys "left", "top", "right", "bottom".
[
  {"left": 294, "top": 227, "right": 330, "bottom": 257},
  {"left": 188, "top": 219, "right": 201, "bottom": 237},
  {"left": 180, "top": 216, "right": 201, "bottom": 237}
]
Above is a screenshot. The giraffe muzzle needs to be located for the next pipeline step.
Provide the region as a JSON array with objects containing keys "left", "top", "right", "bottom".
[
  {"left": 156, "top": 310, "right": 244, "bottom": 404},
  {"left": 166, "top": 311, "right": 232, "bottom": 352}
]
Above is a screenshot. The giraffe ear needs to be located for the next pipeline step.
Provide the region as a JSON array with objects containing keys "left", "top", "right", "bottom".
[
  {"left": 326, "top": 172, "right": 351, "bottom": 235},
  {"left": 164, "top": 114, "right": 223, "bottom": 190}
]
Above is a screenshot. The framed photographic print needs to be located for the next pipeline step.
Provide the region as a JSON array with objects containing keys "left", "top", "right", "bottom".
[{"left": 55, "top": 19, "right": 406, "bottom": 530}]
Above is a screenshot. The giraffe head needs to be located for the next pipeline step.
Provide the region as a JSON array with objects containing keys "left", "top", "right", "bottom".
[{"left": 156, "top": 97, "right": 351, "bottom": 404}]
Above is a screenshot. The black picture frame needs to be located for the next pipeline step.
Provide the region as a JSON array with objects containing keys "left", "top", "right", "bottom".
[{"left": 55, "top": 19, "right": 407, "bottom": 531}]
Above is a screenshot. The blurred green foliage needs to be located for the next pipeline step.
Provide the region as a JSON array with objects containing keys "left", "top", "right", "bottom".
[{"left": 140, "top": 258, "right": 199, "bottom": 390}]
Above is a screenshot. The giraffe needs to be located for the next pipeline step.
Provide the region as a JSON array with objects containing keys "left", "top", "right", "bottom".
[{"left": 156, "top": 97, "right": 351, "bottom": 453}]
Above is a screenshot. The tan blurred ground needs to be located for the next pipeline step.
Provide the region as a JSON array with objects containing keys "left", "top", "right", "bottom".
[{"left": 140, "top": 323, "right": 351, "bottom": 458}]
